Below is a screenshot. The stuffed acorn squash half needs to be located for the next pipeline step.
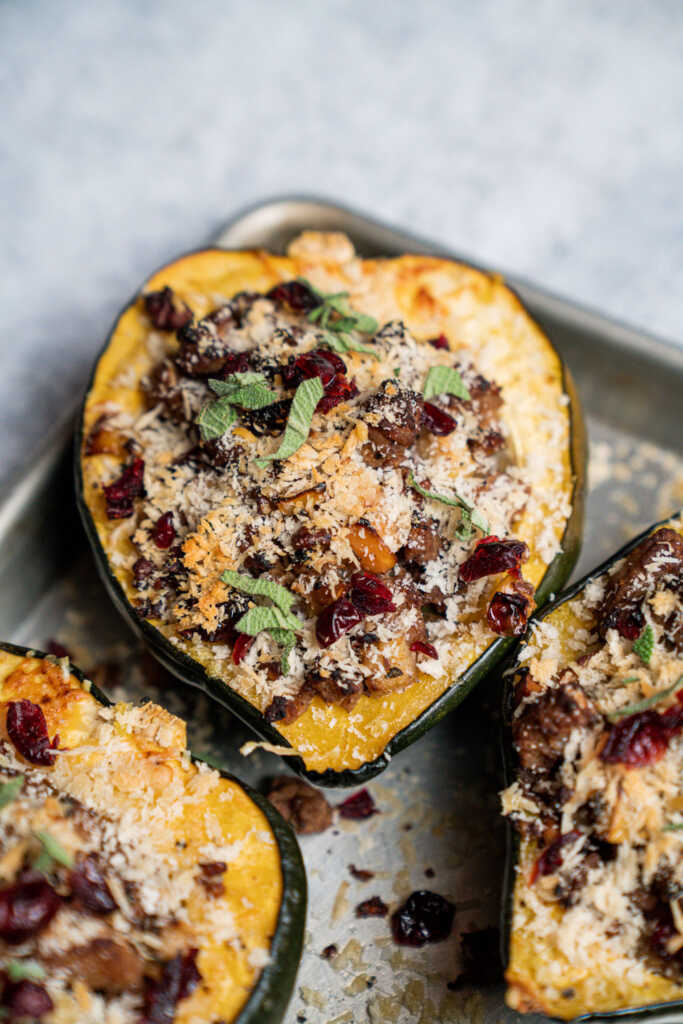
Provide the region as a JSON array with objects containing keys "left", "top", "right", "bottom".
[
  {"left": 502, "top": 513, "right": 683, "bottom": 1020},
  {"left": 0, "top": 642, "right": 305, "bottom": 1024},
  {"left": 77, "top": 230, "right": 584, "bottom": 785}
]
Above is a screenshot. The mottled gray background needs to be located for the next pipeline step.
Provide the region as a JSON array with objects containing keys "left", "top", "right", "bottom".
[{"left": 2, "top": 0, "right": 682, "bottom": 488}]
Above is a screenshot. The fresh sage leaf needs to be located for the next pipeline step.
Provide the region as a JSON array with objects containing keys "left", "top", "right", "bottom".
[
  {"left": 209, "top": 372, "right": 268, "bottom": 394},
  {"left": 197, "top": 397, "right": 238, "bottom": 441},
  {"left": 408, "top": 472, "right": 489, "bottom": 535},
  {"left": 423, "top": 365, "right": 470, "bottom": 402},
  {"left": 199, "top": 373, "right": 278, "bottom": 439},
  {"left": 320, "top": 331, "right": 380, "bottom": 360},
  {"left": 608, "top": 675, "right": 683, "bottom": 721},
  {"left": 34, "top": 830, "right": 74, "bottom": 868},
  {"left": 221, "top": 571, "right": 297, "bottom": 614},
  {"left": 255, "top": 377, "right": 324, "bottom": 466},
  {"left": 269, "top": 627, "right": 297, "bottom": 674},
  {"left": 6, "top": 960, "right": 46, "bottom": 982},
  {"left": 0, "top": 775, "right": 24, "bottom": 810},
  {"left": 235, "top": 605, "right": 303, "bottom": 635}
]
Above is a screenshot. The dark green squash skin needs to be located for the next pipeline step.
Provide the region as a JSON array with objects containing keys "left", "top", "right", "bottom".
[
  {"left": 74, "top": 248, "right": 586, "bottom": 787},
  {"left": 500, "top": 513, "right": 683, "bottom": 1023},
  {"left": 0, "top": 640, "right": 306, "bottom": 1024}
]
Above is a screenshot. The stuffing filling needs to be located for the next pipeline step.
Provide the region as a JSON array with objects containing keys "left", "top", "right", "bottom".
[
  {"left": 85, "top": 259, "right": 567, "bottom": 723},
  {"left": 502, "top": 522, "right": 683, "bottom": 988},
  {"left": 0, "top": 654, "right": 277, "bottom": 1023}
]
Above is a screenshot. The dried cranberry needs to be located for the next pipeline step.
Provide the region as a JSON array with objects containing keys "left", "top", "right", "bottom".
[
  {"left": 267, "top": 280, "right": 319, "bottom": 313},
  {"left": 600, "top": 704, "right": 683, "bottom": 767},
  {"left": 317, "top": 374, "right": 359, "bottom": 414},
  {"left": 291, "top": 526, "right": 331, "bottom": 551},
  {"left": 349, "top": 573, "right": 396, "bottom": 615},
  {"left": 6, "top": 700, "right": 58, "bottom": 766},
  {"left": 282, "top": 349, "right": 357, "bottom": 414},
  {"left": 337, "top": 789, "right": 379, "bottom": 820},
  {"left": 530, "top": 831, "right": 582, "bottom": 884},
  {"left": 428, "top": 334, "right": 450, "bottom": 350},
  {"left": 460, "top": 537, "right": 529, "bottom": 582},
  {"left": 69, "top": 855, "right": 116, "bottom": 914},
  {"left": 152, "top": 512, "right": 176, "bottom": 549},
  {"left": 144, "top": 287, "right": 192, "bottom": 331},
  {"left": 283, "top": 349, "right": 346, "bottom": 389},
  {"left": 218, "top": 351, "right": 251, "bottom": 378},
  {"left": 132, "top": 557, "right": 156, "bottom": 588},
  {"left": 356, "top": 896, "right": 388, "bottom": 918},
  {"left": 487, "top": 592, "right": 530, "bottom": 636},
  {"left": 390, "top": 891, "right": 455, "bottom": 946},
  {"left": 410, "top": 640, "right": 438, "bottom": 659},
  {"left": 612, "top": 605, "right": 645, "bottom": 640},
  {"left": 0, "top": 872, "right": 61, "bottom": 943},
  {"left": 316, "top": 596, "right": 362, "bottom": 647},
  {"left": 3, "top": 979, "right": 54, "bottom": 1019},
  {"left": 141, "top": 948, "right": 201, "bottom": 1024},
  {"left": 231, "top": 633, "right": 254, "bottom": 665},
  {"left": 422, "top": 401, "right": 456, "bottom": 436},
  {"left": 103, "top": 458, "right": 146, "bottom": 520}
]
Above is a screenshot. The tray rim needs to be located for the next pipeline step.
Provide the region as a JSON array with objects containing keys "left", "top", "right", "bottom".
[
  {"left": 213, "top": 192, "right": 683, "bottom": 373},
  {"left": 3, "top": 189, "right": 683, "bottom": 513}
]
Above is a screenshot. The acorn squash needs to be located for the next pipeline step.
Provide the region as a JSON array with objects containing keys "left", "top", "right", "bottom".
[
  {"left": 0, "top": 641, "right": 305, "bottom": 1023},
  {"left": 76, "top": 230, "right": 584, "bottom": 785},
  {"left": 502, "top": 513, "right": 683, "bottom": 1019}
]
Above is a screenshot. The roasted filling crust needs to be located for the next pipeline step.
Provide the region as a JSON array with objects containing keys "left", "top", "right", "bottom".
[
  {"left": 0, "top": 652, "right": 281, "bottom": 1023},
  {"left": 502, "top": 520, "right": 683, "bottom": 1016},
  {"left": 82, "top": 233, "right": 571, "bottom": 727}
]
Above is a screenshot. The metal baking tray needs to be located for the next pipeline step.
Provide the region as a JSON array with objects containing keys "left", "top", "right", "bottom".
[{"left": 2, "top": 196, "right": 683, "bottom": 1023}]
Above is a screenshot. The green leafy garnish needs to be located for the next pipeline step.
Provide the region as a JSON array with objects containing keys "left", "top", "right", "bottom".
[
  {"left": 221, "top": 571, "right": 297, "bottom": 614},
  {"left": 255, "top": 377, "right": 324, "bottom": 466},
  {"left": 300, "top": 278, "right": 378, "bottom": 337},
  {"left": 633, "top": 623, "right": 655, "bottom": 665},
  {"left": 222, "top": 571, "right": 302, "bottom": 674},
  {"left": 392, "top": 367, "right": 401, "bottom": 378},
  {"left": 208, "top": 373, "right": 278, "bottom": 409},
  {"left": 422, "top": 365, "right": 470, "bottom": 402},
  {"left": 607, "top": 675, "right": 683, "bottom": 721},
  {"left": 197, "top": 398, "right": 237, "bottom": 441},
  {"left": 197, "top": 372, "right": 278, "bottom": 441},
  {"left": 6, "top": 960, "right": 45, "bottom": 982},
  {"left": 408, "top": 472, "right": 489, "bottom": 536},
  {"left": 235, "top": 606, "right": 303, "bottom": 635},
  {"left": 209, "top": 372, "right": 268, "bottom": 393},
  {"left": 662, "top": 822, "right": 683, "bottom": 833},
  {"left": 456, "top": 508, "right": 476, "bottom": 542},
  {"left": 33, "top": 827, "right": 73, "bottom": 868},
  {"left": 0, "top": 776, "right": 24, "bottom": 810},
  {"left": 270, "top": 627, "right": 297, "bottom": 675},
  {"left": 235, "top": 608, "right": 302, "bottom": 674},
  {"left": 320, "top": 331, "right": 380, "bottom": 360}
]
